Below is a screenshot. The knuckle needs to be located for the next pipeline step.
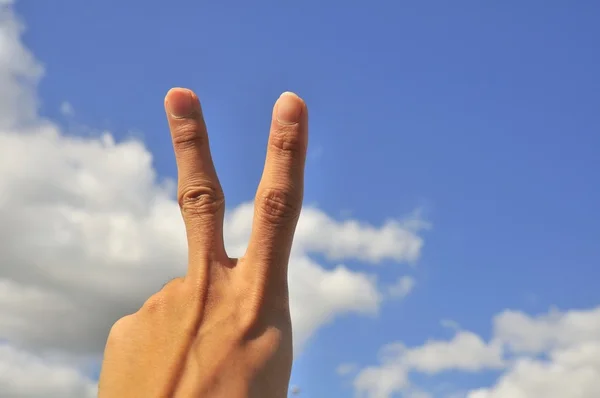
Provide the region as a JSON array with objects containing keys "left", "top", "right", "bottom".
[
  {"left": 178, "top": 184, "right": 225, "bottom": 216},
  {"left": 234, "top": 291, "right": 263, "bottom": 335},
  {"left": 257, "top": 188, "right": 301, "bottom": 224},
  {"left": 269, "top": 126, "right": 305, "bottom": 155},
  {"left": 140, "top": 291, "right": 170, "bottom": 316},
  {"left": 171, "top": 120, "right": 206, "bottom": 150},
  {"left": 106, "top": 314, "right": 135, "bottom": 344},
  {"left": 161, "top": 276, "right": 185, "bottom": 293},
  {"left": 236, "top": 291, "right": 290, "bottom": 341},
  {"left": 137, "top": 278, "right": 185, "bottom": 317},
  {"left": 238, "top": 308, "right": 261, "bottom": 336}
]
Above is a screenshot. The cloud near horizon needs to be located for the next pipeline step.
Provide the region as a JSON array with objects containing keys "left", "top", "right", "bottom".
[{"left": 351, "top": 306, "right": 600, "bottom": 398}]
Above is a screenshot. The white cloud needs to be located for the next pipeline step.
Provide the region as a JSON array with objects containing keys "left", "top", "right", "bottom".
[
  {"left": 492, "top": 306, "right": 600, "bottom": 355},
  {"left": 0, "top": 344, "right": 97, "bottom": 398},
  {"left": 408, "top": 391, "right": 433, "bottom": 398},
  {"left": 387, "top": 275, "right": 416, "bottom": 299},
  {"left": 59, "top": 101, "right": 74, "bottom": 116},
  {"left": 441, "top": 319, "right": 461, "bottom": 331},
  {"left": 293, "top": 207, "right": 426, "bottom": 264},
  {"left": 352, "top": 306, "right": 600, "bottom": 398},
  {"left": 468, "top": 307, "right": 600, "bottom": 398},
  {"left": 354, "top": 331, "right": 503, "bottom": 398},
  {"left": 467, "top": 343, "right": 600, "bottom": 398},
  {"left": 0, "top": 3, "right": 42, "bottom": 129},
  {"left": 0, "top": 2, "right": 427, "bottom": 396},
  {"left": 354, "top": 362, "right": 410, "bottom": 398},
  {"left": 337, "top": 362, "right": 359, "bottom": 376},
  {"left": 402, "top": 332, "right": 504, "bottom": 373}
]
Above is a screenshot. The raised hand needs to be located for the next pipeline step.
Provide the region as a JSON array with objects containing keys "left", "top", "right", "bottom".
[{"left": 98, "top": 88, "right": 308, "bottom": 398}]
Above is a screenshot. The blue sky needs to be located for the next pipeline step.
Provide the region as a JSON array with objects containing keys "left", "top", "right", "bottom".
[{"left": 3, "top": 1, "right": 600, "bottom": 397}]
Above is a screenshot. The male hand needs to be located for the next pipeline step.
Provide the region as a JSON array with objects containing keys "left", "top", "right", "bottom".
[{"left": 97, "top": 88, "right": 308, "bottom": 398}]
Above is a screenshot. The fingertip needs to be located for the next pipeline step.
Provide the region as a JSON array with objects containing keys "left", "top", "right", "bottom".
[
  {"left": 275, "top": 92, "right": 306, "bottom": 125},
  {"left": 279, "top": 91, "right": 300, "bottom": 99},
  {"left": 165, "top": 87, "right": 198, "bottom": 118}
]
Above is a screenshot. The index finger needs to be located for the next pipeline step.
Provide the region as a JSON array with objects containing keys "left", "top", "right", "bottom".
[
  {"left": 245, "top": 92, "right": 308, "bottom": 278},
  {"left": 164, "top": 88, "right": 227, "bottom": 264}
]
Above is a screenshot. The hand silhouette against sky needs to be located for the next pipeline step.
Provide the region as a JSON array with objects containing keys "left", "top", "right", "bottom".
[{"left": 98, "top": 88, "right": 308, "bottom": 398}]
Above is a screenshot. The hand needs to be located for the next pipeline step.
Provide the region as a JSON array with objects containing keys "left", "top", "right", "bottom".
[{"left": 97, "top": 88, "right": 308, "bottom": 398}]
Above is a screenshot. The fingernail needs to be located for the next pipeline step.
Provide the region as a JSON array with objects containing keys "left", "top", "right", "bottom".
[
  {"left": 276, "top": 92, "right": 303, "bottom": 125},
  {"left": 166, "top": 88, "right": 195, "bottom": 118}
]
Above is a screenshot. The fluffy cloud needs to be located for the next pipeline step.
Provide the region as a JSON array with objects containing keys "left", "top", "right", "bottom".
[
  {"left": 401, "top": 332, "right": 504, "bottom": 374},
  {"left": 492, "top": 307, "right": 600, "bottom": 355},
  {"left": 0, "top": 3, "right": 42, "bottom": 129},
  {"left": 59, "top": 101, "right": 74, "bottom": 117},
  {"left": 354, "top": 332, "right": 503, "bottom": 398},
  {"left": 0, "top": 345, "right": 97, "bottom": 398},
  {"left": 467, "top": 307, "right": 600, "bottom": 398},
  {"left": 351, "top": 306, "right": 600, "bottom": 398},
  {"left": 337, "top": 362, "right": 359, "bottom": 376},
  {"left": 355, "top": 363, "right": 410, "bottom": 398},
  {"left": 0, "top": 3, "right": 425, "bottom": 396},
  {"left": 387, "top": 276, "right": 416, "bottom": 299}
]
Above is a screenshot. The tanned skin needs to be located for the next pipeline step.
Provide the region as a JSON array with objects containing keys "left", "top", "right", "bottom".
[{"left": 97, "top": 88, "right": 308, "bottom": 398}]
